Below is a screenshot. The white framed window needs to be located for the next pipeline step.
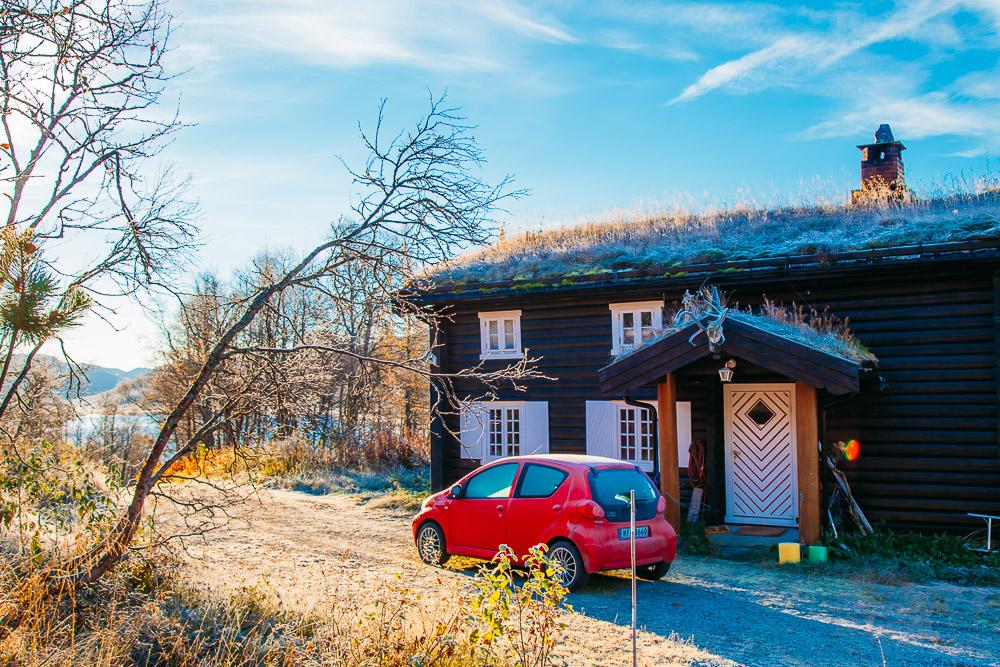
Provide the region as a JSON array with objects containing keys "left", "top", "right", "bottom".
[
  {"left": 585, "top": 400, "right": 692, "bottom": 472},
  {"left": 618, "top": 405, "right": 655, "bottom": 466},
  {"left": 488, "top": 405, "right": 521, "bottom": 458},
  {"left": 460, "top": 401, "right": 549, "bottom": 461},
  {"left": 609, "top": 301, "right": 662, "bottom": 355},
  {"left": 479, "top": 310, "right": 523, "bottom": 359}
]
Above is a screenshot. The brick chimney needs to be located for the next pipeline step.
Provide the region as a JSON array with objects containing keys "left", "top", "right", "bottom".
[{"left": 853, "top": 124, "right": 906, "bottom": 200}]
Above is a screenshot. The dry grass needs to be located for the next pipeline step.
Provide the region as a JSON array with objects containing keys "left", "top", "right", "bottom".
[
  {"left": 0, "top": 540, "right": 570, "bottom": 666},
  {"left": 365, "top": 488, "right": 426, "bottom": 512},
  {"left": 430, "top": 181, "right": 1000, "bottom": 284}
]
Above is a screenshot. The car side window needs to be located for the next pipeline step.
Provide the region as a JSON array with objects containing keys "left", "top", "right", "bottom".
[
  {"left": 515, "top": 464, "right": 568, "bottom": 499},
  {"left": 465, "top": 463, "right": 519, "bottom": 499}
]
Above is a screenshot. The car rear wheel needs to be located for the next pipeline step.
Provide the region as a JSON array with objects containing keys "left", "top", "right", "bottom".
[
  {"left": 416, "top": 522, "right": 450, "bottom": 566},
  {"left": 549, "top": 540, "right": 589, "bottom": 590},
  {"left": 636, "top": 561, "right": 670, "bottom": 581}
]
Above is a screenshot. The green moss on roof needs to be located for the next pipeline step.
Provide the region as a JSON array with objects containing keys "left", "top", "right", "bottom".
[{"left": 430, "top": 190, "right": 1000, "bottom": 285}]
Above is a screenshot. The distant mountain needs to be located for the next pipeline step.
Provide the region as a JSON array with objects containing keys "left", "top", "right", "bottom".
[
  {"left": 78, "top": 364, "right": 151, "bottom": 395},
  {"left": 14, "top": 354, "right": 151, "bottom": 396}
]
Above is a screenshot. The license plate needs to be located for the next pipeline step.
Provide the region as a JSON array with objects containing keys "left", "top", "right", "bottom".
[{"left": 618, "top": 526, "right": 649, "bottom": 540}]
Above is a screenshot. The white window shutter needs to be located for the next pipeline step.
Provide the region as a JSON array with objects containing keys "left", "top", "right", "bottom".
[
  {"left": 585, "top": 401, "right": 617, "bottom": 459},
  {"left": 676, "top": 401, "right": 692, "bottom": 468},
  {"left": 459, "top": 403, "right": 486, "bottom": 460},
  {"left": 523, "top": 401, "right": 549, "bottom": 455}
]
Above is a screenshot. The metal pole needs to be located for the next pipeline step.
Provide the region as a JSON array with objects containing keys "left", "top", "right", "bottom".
[{"left": 631, "top": 488, "right": 637, "bottom": 667}]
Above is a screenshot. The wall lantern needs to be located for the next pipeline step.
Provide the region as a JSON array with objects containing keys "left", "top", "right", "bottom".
[{"left": 718, "top": 358, "right": 736, "bottom": 383}]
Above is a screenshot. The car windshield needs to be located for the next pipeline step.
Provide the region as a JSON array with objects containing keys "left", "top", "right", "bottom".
[{"left": 588, "top": 467, "right": 658, "bottom": 522}]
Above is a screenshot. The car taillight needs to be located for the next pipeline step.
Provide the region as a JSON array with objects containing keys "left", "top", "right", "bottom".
[
  {"left": 577, "top": 500, "right": 605, "bottom": 520},
  {"left": 657, "top": 496, "right": 667, "bottom": 515}
]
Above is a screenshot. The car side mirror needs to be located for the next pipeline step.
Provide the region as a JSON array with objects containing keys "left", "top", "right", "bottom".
[{"left": 449, "top": 484, "right": 463, "bottom": 499}]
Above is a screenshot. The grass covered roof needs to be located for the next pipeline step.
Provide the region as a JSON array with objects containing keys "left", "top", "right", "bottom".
[{"left": 429, "top": 187, "right": 1000, "bottom": 287}]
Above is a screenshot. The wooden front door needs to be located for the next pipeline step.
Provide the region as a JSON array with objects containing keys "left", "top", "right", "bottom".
[{"left": 723, "top": 384, "right": 798, "bottom": 527}]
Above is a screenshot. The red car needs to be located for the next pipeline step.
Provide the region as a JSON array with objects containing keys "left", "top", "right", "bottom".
[{"left": 412, "top": 454, "right": 678, "bottom": 589}]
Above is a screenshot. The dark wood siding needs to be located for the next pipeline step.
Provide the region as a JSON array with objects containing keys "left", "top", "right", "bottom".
[{"left": 436, "top": 262, "right": 1000, "bottom": 532}]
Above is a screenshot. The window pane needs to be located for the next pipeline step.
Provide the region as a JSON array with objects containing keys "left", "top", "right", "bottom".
[
  {"left": 506, "top": 408, "right": 520, "bottom": 455},
  {"left": 465, "top": 462, "right": 519, "bottom": 499},
  {"left": 640, "top": 310, "right": 654, "bottom": 342},
  {"left": 639, "top": 409, "right": 653, "bottom": 462},
  {"left": 621, "top": 312, "right": 635, "bottom": 346},
  {"left": 487, "top": 320, "right": 499, "bottom": 350},
  {"left": 619, "top": 407, "right": 636, "bottom": 460},
  {"left": 516, "top": 464, "right": 568, "bottom": 498},
  {"left": 488, "top": 408, "right": 503, "bottom": 457},
  {"left": 503, "top": 319, "right": 516, "bottom": 350}
]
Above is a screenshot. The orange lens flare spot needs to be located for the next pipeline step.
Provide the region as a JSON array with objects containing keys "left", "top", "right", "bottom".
[{"left": 844, "top": 439, "right": 861, "bottom": 461}]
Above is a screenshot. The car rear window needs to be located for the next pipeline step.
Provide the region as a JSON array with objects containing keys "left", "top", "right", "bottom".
[
  {"left": 587, "top": 467, "right": 658, "bottom": 523},
  {"left": 515, "top": 464, "right": 568, "bottom": 498}
]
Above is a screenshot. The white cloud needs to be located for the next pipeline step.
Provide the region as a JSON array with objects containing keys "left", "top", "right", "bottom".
[
  {"left": 179, "top": 0, "right": 579, "bottom": 72},
  {"left": 954, "top": 68, "right": 1000, "bottom": 100},
  {"left": 479, "top": 2, "right": 578, "bottom": 44},
  {"left": 669, "top": 36, "right": 810, "bottom": 104},
  {"left": 670, "top": 0, "right": 960, "bottom": 104},
  {"left": 802, "top": 92, "right": 1000, "bottom": 140}
]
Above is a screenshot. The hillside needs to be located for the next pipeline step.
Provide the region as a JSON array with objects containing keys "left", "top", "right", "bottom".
[
  {"left": 17, "top": 354, "right": 151, "bottom": 396},
  {"left": 79, "top": 364, "right": 151, "bottom": 395}
]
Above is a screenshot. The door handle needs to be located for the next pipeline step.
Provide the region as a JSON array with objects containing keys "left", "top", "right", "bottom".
[
  {"left": 496, "top": 504, "right": 504, "bottom": 513},
  {"left": 552, "top": 504, "right": 562, "bottom": 511}
]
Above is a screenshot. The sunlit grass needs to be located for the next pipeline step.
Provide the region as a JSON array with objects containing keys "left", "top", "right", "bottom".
[{"left": 432, "top": 176, "right": 1000, "bottom": 284}]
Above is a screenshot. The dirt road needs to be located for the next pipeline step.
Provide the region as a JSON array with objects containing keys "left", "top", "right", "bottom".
[{"left": 176, "top": 489, "right": 1000, "bottom": 666}]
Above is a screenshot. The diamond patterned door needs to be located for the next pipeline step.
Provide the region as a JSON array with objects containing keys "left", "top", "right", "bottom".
[{"left": 723, "top": 384, "right": 798, "bottom": 526}]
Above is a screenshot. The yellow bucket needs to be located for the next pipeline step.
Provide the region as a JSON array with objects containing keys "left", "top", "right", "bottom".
[{"left": 778, "top": 542, "right": 801, "bottom": 563}]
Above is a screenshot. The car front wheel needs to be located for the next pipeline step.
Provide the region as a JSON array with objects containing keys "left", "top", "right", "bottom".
[
  {"left": 636, "top": 561, "right": 671, "bottom": 581},
  {"left": 549, "top": 540, "right": 589, "bottom": 590},
  {"left": 416, "top": 522, "right": 450, "bottom": 566}
]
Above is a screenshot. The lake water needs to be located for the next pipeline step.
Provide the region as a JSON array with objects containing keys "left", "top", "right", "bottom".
[{"left": 69, "top": 413, "right": 160, "bottom": 442}]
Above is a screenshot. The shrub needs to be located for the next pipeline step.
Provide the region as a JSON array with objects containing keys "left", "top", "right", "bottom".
[
  {"left": 0, "top": 440, "right": 117, "bottom": 556},
  {"left": 468, "top": 544, "right": 570, "bottom": 667},
  {"left": 679, "top": 521, "right": 714, "bottom": 557},
  {"left": 822, "top": 527, "right": 1000, "bottom": 586}
]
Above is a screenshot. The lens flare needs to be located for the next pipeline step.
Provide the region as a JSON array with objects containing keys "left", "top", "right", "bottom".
[{"left": 844, "top": 439, "right": 861, "bottom": 461}]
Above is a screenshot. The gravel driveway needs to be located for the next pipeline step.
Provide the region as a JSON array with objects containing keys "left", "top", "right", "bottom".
[{"left": 174, "top": 489, "right": 1000, "bottom": 667}]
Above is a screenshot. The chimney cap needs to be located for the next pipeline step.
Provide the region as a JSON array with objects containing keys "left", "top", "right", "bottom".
[{"left": 874, "top": 123, "right": 895, "bottom": 143}]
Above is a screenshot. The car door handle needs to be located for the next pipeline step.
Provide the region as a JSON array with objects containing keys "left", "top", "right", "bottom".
[
  {"left": 552, "top": 504, "right": 562, "bottom": 511},
  {"left": 496, "top": 504, "right": 504, "bottom": 513}
]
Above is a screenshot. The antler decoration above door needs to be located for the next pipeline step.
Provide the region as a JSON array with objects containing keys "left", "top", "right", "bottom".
[{"left": 672, "top": 286, "right": 729, "bottom": 353}]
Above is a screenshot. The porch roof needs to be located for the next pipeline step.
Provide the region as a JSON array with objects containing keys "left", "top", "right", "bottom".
[{"left": 597, "top": 317, "right": 866, "bottom": 396}]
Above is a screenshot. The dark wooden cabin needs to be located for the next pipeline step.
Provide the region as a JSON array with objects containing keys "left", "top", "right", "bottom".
[{"left": 410, "top": 125, "right": 1000, "bottom": 541}]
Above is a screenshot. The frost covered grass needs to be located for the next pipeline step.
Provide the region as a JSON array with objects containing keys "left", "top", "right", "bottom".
[
  {"left": 727, "top": 309, "right": 874, "bottom": 363},
  {"left": 0, "top": 541, "right": 570, "bottom": 666},
  {"left": 432, "top": 181, "right": 1000, "bottom": 284}
]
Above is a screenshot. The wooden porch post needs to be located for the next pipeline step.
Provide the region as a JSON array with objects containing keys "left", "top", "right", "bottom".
[
  {"left": 795, "top": 382, "right": 820, "bottom": 545},
  {"left": 658, "top": 373, "right": 681, "bottom": 531}
]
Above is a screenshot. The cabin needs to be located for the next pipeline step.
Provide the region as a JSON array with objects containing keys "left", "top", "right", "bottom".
[{"left": 409, "top": 125, "right": 1000, "bottom": 542}]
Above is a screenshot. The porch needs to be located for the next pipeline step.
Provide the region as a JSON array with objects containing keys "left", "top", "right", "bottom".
[{"left": 598, "top": 316, "right": 870, "bottom": 546}]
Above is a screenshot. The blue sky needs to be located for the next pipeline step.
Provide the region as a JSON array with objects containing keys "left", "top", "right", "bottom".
[{"left": 64, "top": 0, "right": 1000, "bottom": 370}]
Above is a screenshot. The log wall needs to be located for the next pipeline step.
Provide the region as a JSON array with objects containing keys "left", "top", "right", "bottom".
[{"left": 433, "top": 261, "right": 1000, "bottom": 532}]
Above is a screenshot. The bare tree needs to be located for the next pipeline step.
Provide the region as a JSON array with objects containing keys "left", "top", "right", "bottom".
[
  {"left": 0, "top": 0, "right": 196, "bottom": 426},
  {"left": 147, "top": 249, "right": 432, "bottom": 462},
  {"left": 63, "top": 95, "right": 541, "bottom": 586}
]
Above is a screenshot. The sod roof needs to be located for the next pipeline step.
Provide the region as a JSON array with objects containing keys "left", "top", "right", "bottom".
[{"left": 427, "top": 191, "right": 1000, "bottom": 289}]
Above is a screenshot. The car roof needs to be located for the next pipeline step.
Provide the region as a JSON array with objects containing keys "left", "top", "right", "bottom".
[{"left": 492, "top": 454, "right": 638, "bottom": 469}]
